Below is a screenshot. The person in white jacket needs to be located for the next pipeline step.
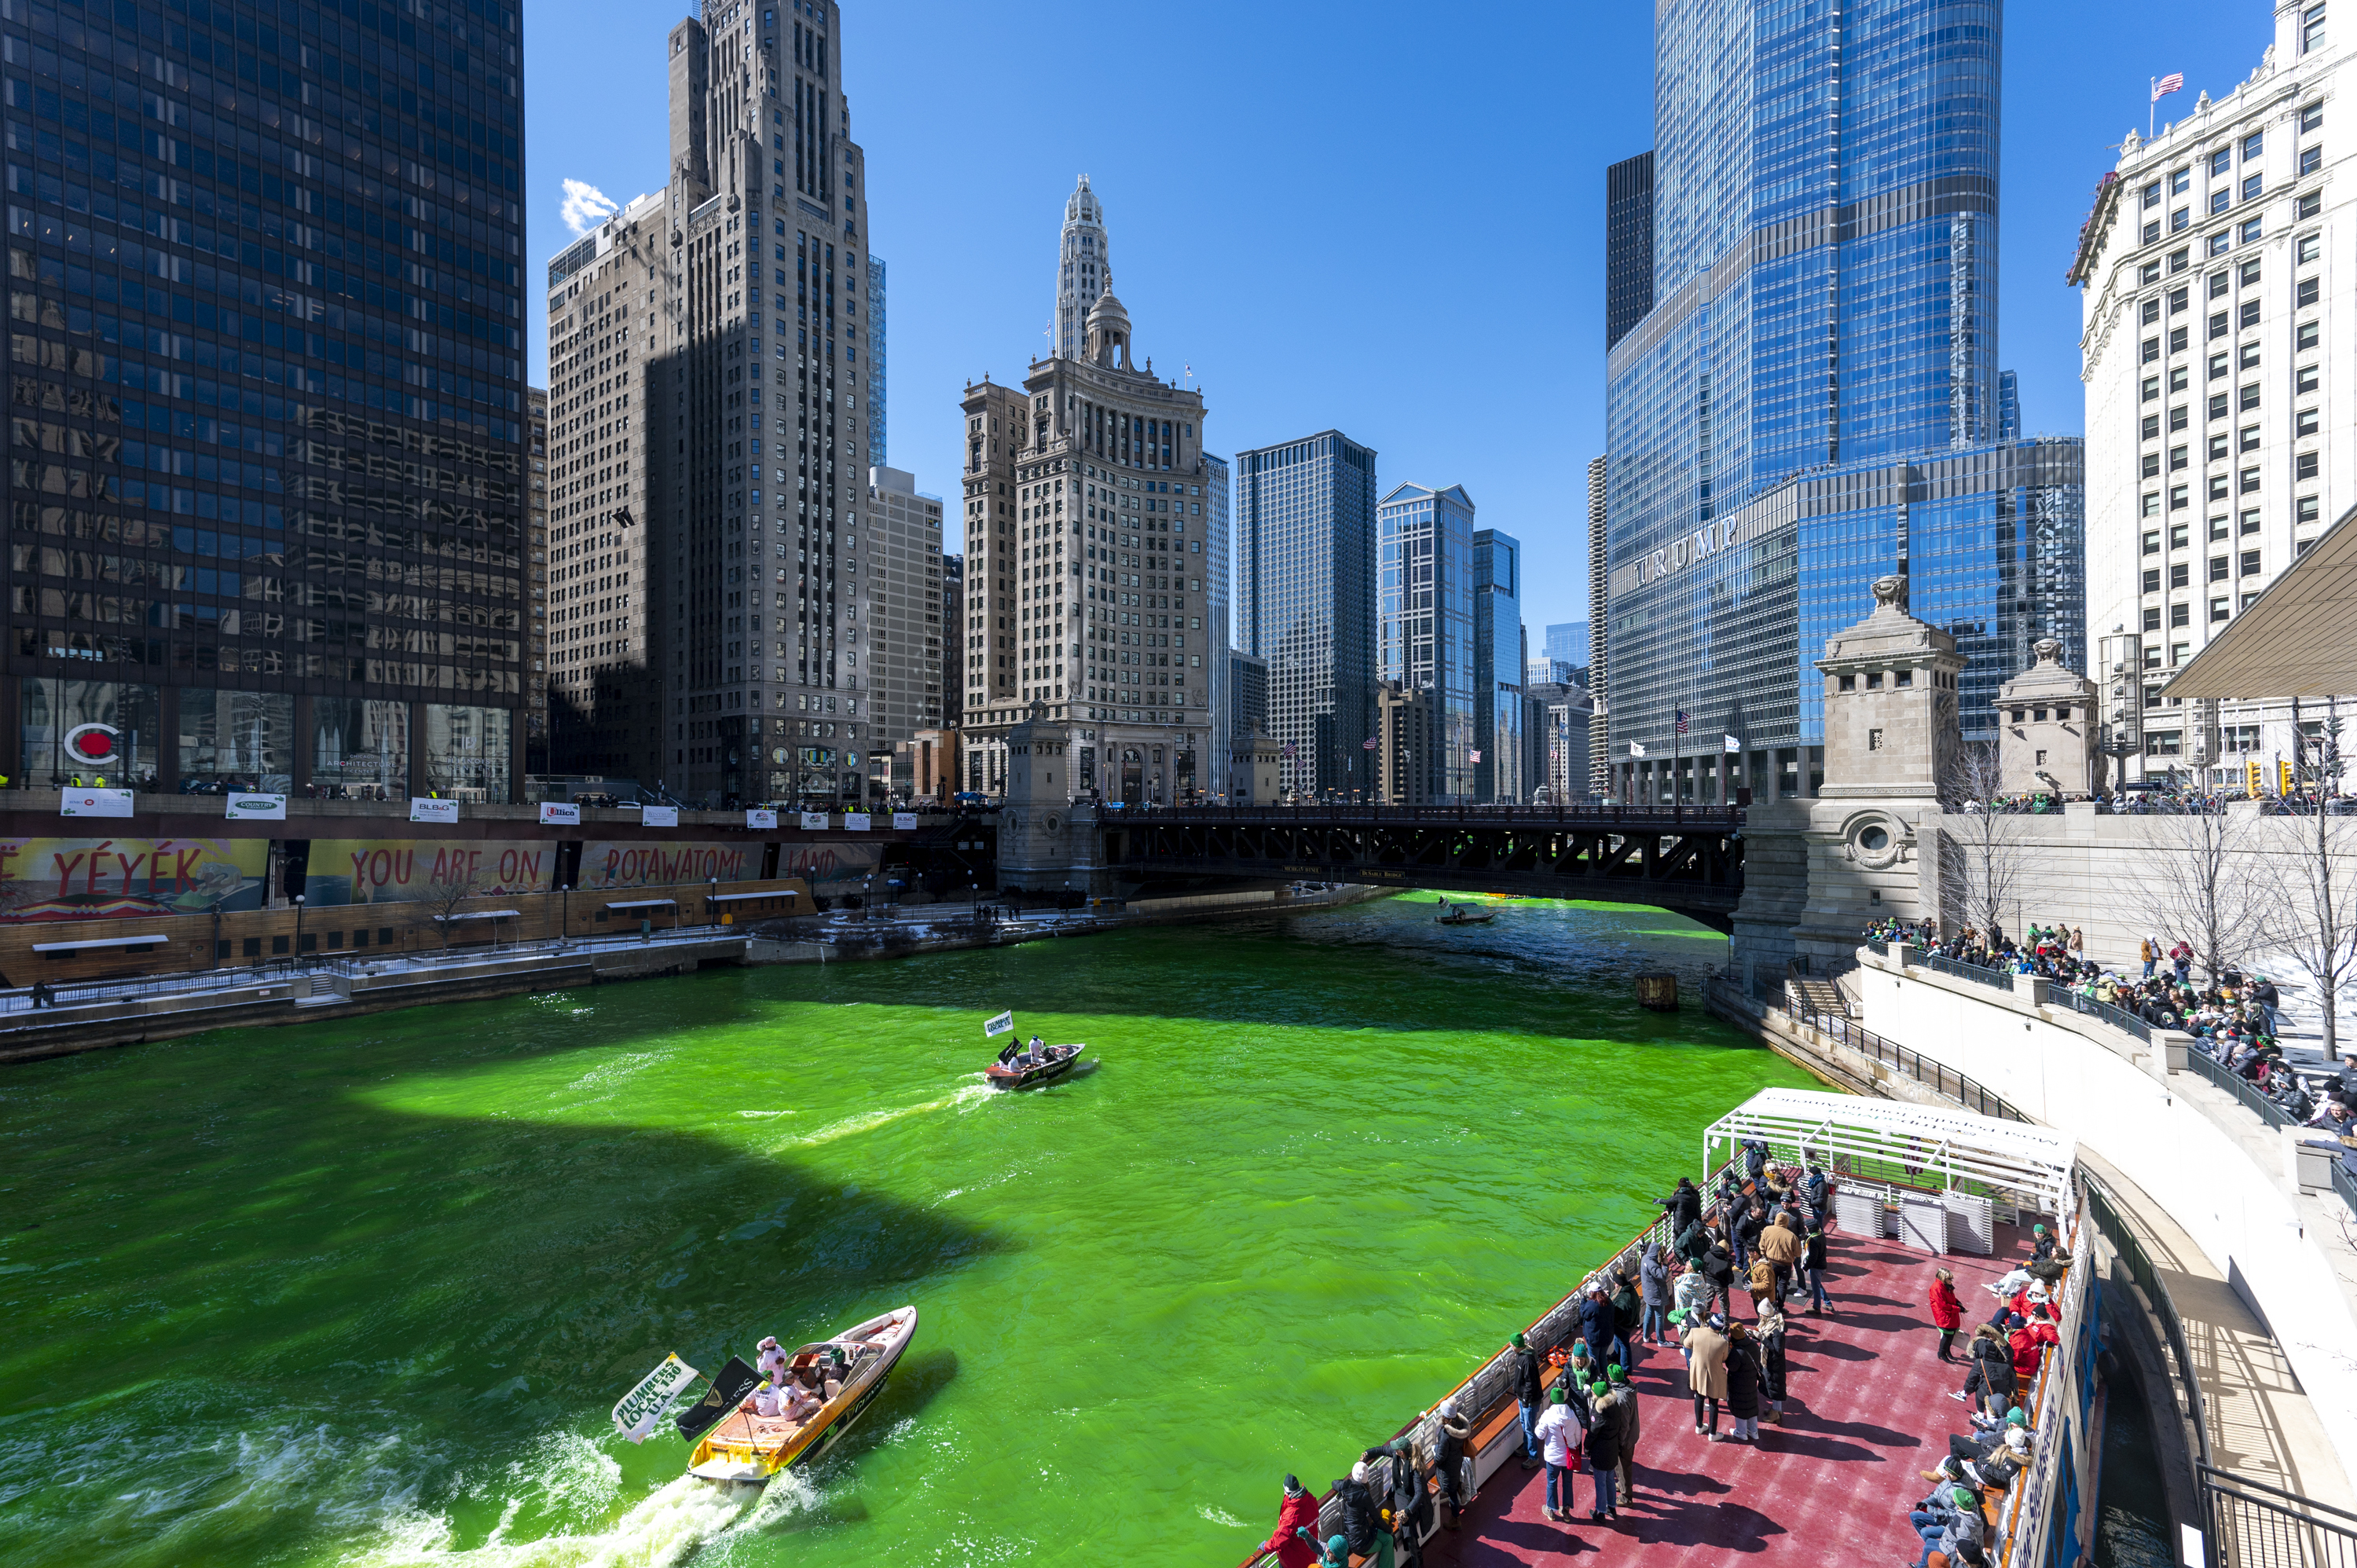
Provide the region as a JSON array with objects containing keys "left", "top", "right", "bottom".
[{"left": 1532, "top": 1385, "right": 1587, "bottom": 1524}]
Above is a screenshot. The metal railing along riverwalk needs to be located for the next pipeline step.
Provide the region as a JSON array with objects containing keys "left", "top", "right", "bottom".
[{"left": 1780, "top": 1002, "right": 2029, "bottom": 1123}]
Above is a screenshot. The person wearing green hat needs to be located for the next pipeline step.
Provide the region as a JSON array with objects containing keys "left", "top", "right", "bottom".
[
  {"left": 1508, "top": 1331, "right": 1545, "bottom": 1471},
  {"left": 1533, "top": 1384, "right": 1585, "bottom": 1522},
  {"left": 1292, "top": 1529, "right": 1349, "bottom": 1568},
  {"left": 1604, "top": 1364, "right": 1640, "bottom": 1505},
  {"left": 1585, "top": 1378, "right": 1626, "bottom": 1521}
]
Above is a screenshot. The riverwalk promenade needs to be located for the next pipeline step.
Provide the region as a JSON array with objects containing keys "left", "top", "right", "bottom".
[{"left": 0, "top": 882, "right": 1376, "bottom": 1063}]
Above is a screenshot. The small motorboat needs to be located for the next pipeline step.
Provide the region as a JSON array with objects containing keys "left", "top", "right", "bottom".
[
  {"left": 685, "top": 1306, "right": 919, "bottom": 1485},
  {"left": 1435, "top": 900, "right": 1496, "bottom": 926},
  {"left": 985, "top": 1042, "right": 1084, "bottom": 1089}
]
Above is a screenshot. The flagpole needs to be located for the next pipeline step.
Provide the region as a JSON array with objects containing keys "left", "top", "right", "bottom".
[{"left": 2150, "top": 76, "right": 2155, "bottom": 140}]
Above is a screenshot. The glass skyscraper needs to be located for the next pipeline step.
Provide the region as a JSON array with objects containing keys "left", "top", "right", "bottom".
[
  {"left": 1376, "top": 482, "right": 1473, "bottom": 803},
  {"left": 2, "top": 0, "right": 527, "bottom": 798},
  {"left": 1604, "top": 0, "right": 2084, "bottom": 802},
  {"left": 1237, "top": 430, "right": 1376, "bottom": 799},
  {"left": 1472, "top": 526, "right": 1522, "bottom": 802}
]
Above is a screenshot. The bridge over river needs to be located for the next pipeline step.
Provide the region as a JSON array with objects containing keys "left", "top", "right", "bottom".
[{"left": 1089, "top": 804, "right": 1746, "bottom": 929}]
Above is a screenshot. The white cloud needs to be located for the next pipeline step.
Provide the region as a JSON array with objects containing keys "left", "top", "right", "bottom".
[{"left": 559, "top": 178, "right": 621, "bottom": 237}]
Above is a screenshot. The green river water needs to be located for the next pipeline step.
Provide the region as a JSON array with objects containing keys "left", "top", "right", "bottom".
[{"left": 0, "top": 891, "right": 1818, "bottom": 1568}]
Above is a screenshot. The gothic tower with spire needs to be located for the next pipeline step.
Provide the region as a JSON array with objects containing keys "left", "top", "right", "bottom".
[{"left": 1055, "top": 176, "right": 1109, "bottom": 360}]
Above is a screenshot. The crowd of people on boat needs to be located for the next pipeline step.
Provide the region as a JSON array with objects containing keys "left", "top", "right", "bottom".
[
  {"left": 1252, "top": 1146, "right": 1845, "bottom": 1566},
  {"left": 1904, "top": 1222, "right": 2077, "bottom": 1567},
  {"left": 734, "top": 1335, "right": 836, "bottom": 1425}
]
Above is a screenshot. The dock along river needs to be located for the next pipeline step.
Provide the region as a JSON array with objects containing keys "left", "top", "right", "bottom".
[{"left": 0, "top": 890, "right": 1819, "bottom": 1567}]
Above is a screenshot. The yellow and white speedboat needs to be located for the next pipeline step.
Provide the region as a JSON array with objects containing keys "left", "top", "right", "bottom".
[{"left": 686, "top": 1306, "right": 918, "bottom": 1485}]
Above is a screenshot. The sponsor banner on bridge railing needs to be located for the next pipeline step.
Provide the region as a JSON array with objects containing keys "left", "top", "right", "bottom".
[{"left": 0, "top": 836, "right": 269, "bottom": 921}]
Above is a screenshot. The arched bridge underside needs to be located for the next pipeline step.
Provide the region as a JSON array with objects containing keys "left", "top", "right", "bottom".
[{"left": 1103, "top": 808, "right": 1743, "bottom": 929}]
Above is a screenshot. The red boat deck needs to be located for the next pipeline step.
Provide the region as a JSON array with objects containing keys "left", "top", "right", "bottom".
[{"left": 1420, "top": 1222, "right": 2039, "bottom": 1567}]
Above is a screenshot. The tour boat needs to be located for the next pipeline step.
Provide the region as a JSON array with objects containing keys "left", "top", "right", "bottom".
[
  {"left": 686, "top": 1306, "right": 919, "bottom": 1485},
  {"left": 985, "top": 1042, "right": 1084, "bottom": 1089}
]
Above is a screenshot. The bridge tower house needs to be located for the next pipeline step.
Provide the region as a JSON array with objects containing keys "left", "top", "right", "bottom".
[
  {"left": 1729, "top": 574, "right": 1963, "bottom": 991},
  {"left": 996, "top": 700, "right": 1114, "bottom": 898}
]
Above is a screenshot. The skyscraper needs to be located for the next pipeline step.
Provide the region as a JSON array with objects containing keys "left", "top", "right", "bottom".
[
  {"left": 1201, "top": 452, "right": 1233, "bottom": 795},
  {"left": 939, "top": 552, "right": 965, "bottom": 732},
  {"left": 1377, "top": 483, "right": 1475, "bottom": 804},
  {"left": 4, "top": 0, "right": 529, "bottom": 798},
  {"left": 651, "top": 0, "right": 875, "bottom": 805},
  {"left": 1586, "top": 453, "right": 1611, "bottom": 794},
  {"left": 2073, "top": 6, "right": 2351, "bottom": 785},
  {"left": 545, "top": 192, "right": 667, "bottom": 783},
  {"left": 1544, "top": 621, "right": 1589, "bottom": 669},
  {"left": 868, "top": 255, "right": 888, "bottom": 468},
  {"left": 1054, "top": 177, "right": 1109, "bottom": 361},
  {"left": 959, "top": 181, "right": 1214, "bottom": 804},
  {"left": 1238, "top": 432, "right": 1378, "bottom": 800},
  {"left": 527, "top": 388, "right": 550, "bottom": 770},
  {"left": 1474, "top": 527, "right": 1524, "bottom": 802},
  {"left": 863, "top": 467, "right": 944, "bottom": 775},
  {"left": 1604, "top": 152, "right": 1655, "bottom": 351},
  {"left": 1603, "top": 0, "right": 2084, "bottom": 807}
]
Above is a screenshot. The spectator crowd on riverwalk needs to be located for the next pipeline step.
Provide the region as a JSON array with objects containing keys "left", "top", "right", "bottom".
[
  {"left": 1861, "top": 916, "right": 2326, "bottom": 1118},
  {"left": 1249, "top": 1146, "right": 2076, "bottom": 1568}
]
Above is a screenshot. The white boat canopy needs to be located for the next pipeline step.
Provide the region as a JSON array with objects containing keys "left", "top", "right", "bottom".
[{"left": 1704, "top": 1087, "right": 2077, "bottom": 1220}]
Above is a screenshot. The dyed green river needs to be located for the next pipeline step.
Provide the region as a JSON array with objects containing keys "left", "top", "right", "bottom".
[{"left": 0, "top": 892, "right": 1816, "bottom": 1567}]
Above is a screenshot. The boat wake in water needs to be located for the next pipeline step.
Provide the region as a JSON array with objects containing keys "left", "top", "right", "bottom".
[
  {"left": 356, "top": 1459, "right": 823, "bottom": 1568},
  {"left": 786, "top": 1083, "right": 993, "bottom": 1148}
]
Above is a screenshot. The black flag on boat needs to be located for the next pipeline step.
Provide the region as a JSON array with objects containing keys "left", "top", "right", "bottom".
[{"left": 675, "top": 1356, "right": 761, "bottom": 1441}]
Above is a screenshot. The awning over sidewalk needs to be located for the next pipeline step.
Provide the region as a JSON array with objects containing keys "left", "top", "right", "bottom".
[
  {"left": 2167, "top": 500, "right": 2357, "bottom": 699},
  {"left": 431, "top": 910, "right": 522, "bottom": 922},
  {"left": 1706, "top": 1086, "right": 2077, "bottom": 1219},
  {"left": 603, "top": 898, "right": 678, "bottom": 910}
]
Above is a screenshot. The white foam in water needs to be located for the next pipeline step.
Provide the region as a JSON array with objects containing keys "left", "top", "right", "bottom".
[
  {"left": 1197, "top": 1504, "right": 1248, "bottom": 1529},
  {"left": 358, "top": 1471, "right": 754, "bottom": 1555},
  {"left": 346, "top": 1426, "right": 835, "bottom": 1568},
  {"left": 790, "top": 1082, "right": 992, "bottom": 1148}
]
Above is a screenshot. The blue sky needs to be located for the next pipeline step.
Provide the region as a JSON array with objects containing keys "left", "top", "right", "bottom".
[{"left": 522, "top": 0, "right": 2270, "bottom": 639}]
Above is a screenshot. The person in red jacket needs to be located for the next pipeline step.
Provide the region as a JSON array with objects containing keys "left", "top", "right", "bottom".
[
  {"left": 1928, "top": 1267, "right": 1964, "bottom": 1363},
  {"left": 2007, "top": 1310, "right": 2058, "bottom": 1387},
  {"left": 1261, "top": 1475, "right": 1322, "bottom": 1568}
]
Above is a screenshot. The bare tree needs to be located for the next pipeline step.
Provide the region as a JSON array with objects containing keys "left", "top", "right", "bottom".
[
  {"left": 2135, "top": 800, "right": 2273, "bottom": 986},
  {"left": 2267, "top": 714, "right": 2357, "bottom": 1053},
  {"left": 416, "top": 871, "right": 481, "bottom": 951},
  {"left": 1940, "top": 741, "right": 2037, "bottom": 943}
]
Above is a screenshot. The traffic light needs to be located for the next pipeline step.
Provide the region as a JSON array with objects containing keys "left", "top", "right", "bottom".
[
  {"left": 2247, "top": 760, "right": 2264, "bottom": 797},
  {"left": 2282, "top": 760, "right": 2298, "bottom": 795}
]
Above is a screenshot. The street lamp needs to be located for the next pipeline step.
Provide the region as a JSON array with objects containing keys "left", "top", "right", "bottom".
[
  {"left": 559, "top": 881, "right": 571, "bottom": 950},
  {"left": 291, "top": 893, "right": 306, "bottom": 971}
]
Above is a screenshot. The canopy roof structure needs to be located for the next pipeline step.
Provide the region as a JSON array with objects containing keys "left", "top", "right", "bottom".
[
  {"left": 1705, "top": 1087, "right": 2077, "bottom": 1219},
  {"left": 2167, "top": 501, "right": 2357, "bottom": 700}
]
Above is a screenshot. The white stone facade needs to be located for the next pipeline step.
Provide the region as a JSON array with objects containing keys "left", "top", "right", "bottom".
[{"left": 2078, "top": 0, "right": 2354, "bottom": 784}]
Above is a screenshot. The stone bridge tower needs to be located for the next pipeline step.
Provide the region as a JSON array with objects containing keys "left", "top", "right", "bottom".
[{"left": 1730, "top": 576, "right": 1963, "bottom": 990}]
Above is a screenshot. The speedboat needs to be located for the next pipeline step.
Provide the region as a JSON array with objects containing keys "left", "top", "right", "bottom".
[
  {"left": 686, "top": 1306, "right": 918, "bottom": 1485},
  {"left": 985, "top": 1042, "right": 1084, "bottom": 1089}
]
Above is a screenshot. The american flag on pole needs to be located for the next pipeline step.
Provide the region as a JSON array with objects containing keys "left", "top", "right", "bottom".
[
  {"left": 1362, "top": 735, "right": 1380, "bottom": 750},
  {"left": 1674, "top": 709, "right": 1692, "bottom": 735},
  {"left": 2152, "top": 72, "right": 2185, "bottom": 102}
]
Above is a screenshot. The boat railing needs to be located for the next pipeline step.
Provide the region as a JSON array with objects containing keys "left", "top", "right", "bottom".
[{"left": 1237, "top": 1167, "right": 1735, "bottom": 1568}]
